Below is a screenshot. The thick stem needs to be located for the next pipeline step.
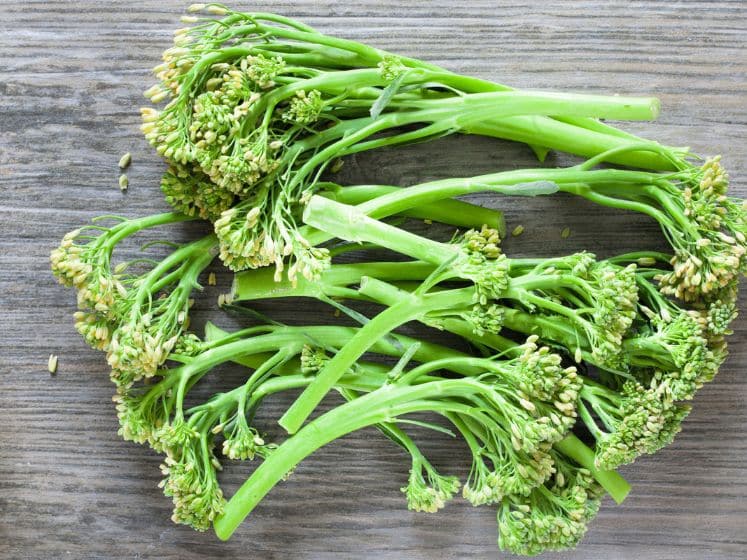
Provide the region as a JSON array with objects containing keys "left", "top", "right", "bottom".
[
  {"left": 287, "top": 90, "right": 661, "bottom": 198},
  {"left": 215, "top": 397, "right": 628, "bottom": 540},
  {"left": 297, "top": 163, "right": 665, "bottom": 249},
  {"left": 232, "top": 260, "right": 434, "bottom": 301},
  {"left": 466, "top": 116, "right": 677, "bottom": 170},
  {"left": 304, "top": 196, "right": 458, "bottom": 265},
  {"left": 323, "top": 184, "right": 504, "bottom": 233}
]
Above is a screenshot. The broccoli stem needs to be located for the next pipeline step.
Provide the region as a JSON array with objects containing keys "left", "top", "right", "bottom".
[
  {"left": 323, "top": 184, "right": 505, "bottom": 233},
  {"left": 181, "top": 323, "right": 482, "bottom": 394},
  {"left": 278, "top": 282, "right": 477, "bottom": 434},
  {"left": 283, "top": 91, "right": 661, "bottom": 202},
  {"left": 130, "top": 234, "right": 217, "bottom": 313},
  {"left": 216, "top": 377, "right": 629, "bottom": 540},
  {"left": 202, "top": 326, "right": 512, "bottom": 482},
  {"left": 215, "top": 381, "right": 471, "bottom": 540},
  {"left": 231, "top": 260, "right": 434, "bottom": 301},
  {"left": 553, "top": 434, "right": 631, "bottom": 504},
  {"left": 94, "top": 212, "right": 194, "bottom": 256},
  {"left": 304, "top": 195, "right": 462, "bottom": 265},
  {"left": 291, "top": 161, "right": 678, "bottom": 251},
  {"left": 231, "top": 261, "right": 607, "bottom": 367},
  {"left": 466, "top": 117, "right": 677, "bottom": 170}
]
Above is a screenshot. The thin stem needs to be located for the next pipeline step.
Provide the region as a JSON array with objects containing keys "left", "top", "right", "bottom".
[
  {"left": 278, "top": 282, "right": 476, "bottom": 433},
  {"left": 216, "top": 378, "right": 489, "bottom": 540},
  {"left": 554, "top": 434, "right": 631, "bottom": 504}
]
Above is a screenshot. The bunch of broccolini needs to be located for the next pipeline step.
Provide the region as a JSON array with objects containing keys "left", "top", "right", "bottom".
[
  {"left": 140, "top": 3, "right": 684, "bottom": 278},
  {"left": 50, "top": 3, "right": 745, "bottom": 555}
]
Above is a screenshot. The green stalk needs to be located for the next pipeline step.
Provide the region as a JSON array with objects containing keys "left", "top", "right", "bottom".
[
  {"left": 415, "top": 90, "right": 659, "bottom": 122},
  {"left": 554, "top": 434, "right": 631, "bottom": 504},
  {"left": 563, "top": 184, "right": 674, "bottom": 228},
  {"left": 130, "top": 234, "right": 217, "bottom": 312},
  {"left": 323, "top": 184, "right": 505, "bottom": 233},
  {"left": 201, "top": 324, "right": 478, "bottom": 375},
  {"left": 231, "top": 265, "right": 519, "bottom": 360},
  {"left": 304, "top": 196, "right": 460, "bottom": 266},
  {"left": 284, "top": 91, "right": 661, "bottom": 202},
  {"left": 232, "top": 260, "right": 605, "bottom": 366},
  {"left": 220, "top": 375, "right": 584, "bottom": 540},
  {"left": 278, "top": 281, "right": 477, "bottom": 433},
  {"left": 215, "top": 381, "right": 629, "bottom": 540},
  {"left": 466, "top": 117, "right": 677, "bottom": 170},
  {"left": 232, "top": 260, "right": 434, "bottom": 301},
  {"left": 350, "top": 166, "right": 663, "bottom": 222},
  {"left": 104, "top": 212, "right": 192, "bottom": 245},
  {"left": 296, "top": 159, "right": 669, "bottom": 250}
]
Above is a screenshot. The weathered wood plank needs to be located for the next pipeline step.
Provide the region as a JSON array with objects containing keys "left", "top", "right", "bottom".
[{"left": 0, "top": 1, "right": 745, "bottom": 558}]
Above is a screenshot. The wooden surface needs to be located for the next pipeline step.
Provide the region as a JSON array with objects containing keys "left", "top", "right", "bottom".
[{"left": 1, "top": 1, "right": 746, "bottom": 558}]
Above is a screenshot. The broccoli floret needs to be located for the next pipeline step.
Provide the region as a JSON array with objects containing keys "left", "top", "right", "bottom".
[
  {"left": 497, "top": 453, "right": 603, "bottom": 555},
  {"left": 401, "top": 457, "right": 460, "bottom": 513},
  {"left": 579, "top": 375, "right": 687, "bottom": 470},
  {"left": 157, "top": 420, "right": 226, "bottom": 531}
]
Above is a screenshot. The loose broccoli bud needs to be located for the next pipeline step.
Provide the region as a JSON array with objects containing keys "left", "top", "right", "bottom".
[{"left": 497, "top": 453, "right": 603, "bottom": 555}]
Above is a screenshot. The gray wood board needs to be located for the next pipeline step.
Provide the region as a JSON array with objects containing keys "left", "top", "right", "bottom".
[{"left": 1, "top": 1, "right": 745, "bottom": 558}]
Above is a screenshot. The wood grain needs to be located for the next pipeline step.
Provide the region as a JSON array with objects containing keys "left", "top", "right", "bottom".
[{"left": 1, "top": 1, "right": 745, "bottom": 558}]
